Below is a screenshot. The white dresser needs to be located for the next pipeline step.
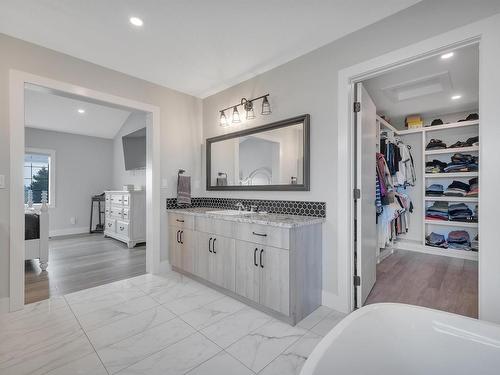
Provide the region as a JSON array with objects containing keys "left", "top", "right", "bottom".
[{"left": 104, "top": 190, "right": 146, "bottom": 248}]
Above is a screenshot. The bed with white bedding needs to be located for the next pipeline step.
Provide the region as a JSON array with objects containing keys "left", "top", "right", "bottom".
[{"left": 25, "top": 201, "right": 49, "bottom": 270}]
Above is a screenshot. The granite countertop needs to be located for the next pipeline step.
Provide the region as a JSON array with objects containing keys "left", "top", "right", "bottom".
[{"left": 167, "top": 207, "right": 325, "bottom": 228}]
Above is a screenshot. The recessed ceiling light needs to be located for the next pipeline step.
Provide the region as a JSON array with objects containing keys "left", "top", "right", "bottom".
[
  {"left": 129, "top": 17, "right": 143, "bottom": 27},
  {"left": 77, "top": 109, "right": 85, "bottom": 114},
  {"left": 451, "top": 95, "right": 462, "bottom": 100},
  {"left": 441, "top": 52, "right": 454, "bottom": 59}
]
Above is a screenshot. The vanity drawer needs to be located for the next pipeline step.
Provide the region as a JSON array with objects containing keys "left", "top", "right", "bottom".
[
  {"left": 235, "top": 223, "right": 290, "bottom": 250},
  {"left": 116, "top": 221, "right": 129, "bottom": 237},
  {"left": 168, "top": 213, "right": 194, "bottom": 229},
  {"left": 196, "top": 217, "right": 289, "bottom": 250}
]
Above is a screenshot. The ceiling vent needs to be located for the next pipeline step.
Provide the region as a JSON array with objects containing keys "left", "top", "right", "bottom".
[{"left": 381, "top": 71, "right": 452, "bottom": 102}]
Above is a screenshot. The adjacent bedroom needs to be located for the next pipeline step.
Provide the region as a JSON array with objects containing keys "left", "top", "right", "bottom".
[{"left": 23, "top": 84, "right": 148, "bottom": 303}]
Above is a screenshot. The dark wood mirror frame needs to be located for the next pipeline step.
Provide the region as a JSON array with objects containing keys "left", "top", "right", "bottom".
[{"left": 206, "top": 114, "right": 310, "bottom": 191}]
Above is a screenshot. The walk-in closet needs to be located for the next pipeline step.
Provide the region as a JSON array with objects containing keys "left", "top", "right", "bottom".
[{"left": 354, "top": 43, "right": 479, "bottom": 317}]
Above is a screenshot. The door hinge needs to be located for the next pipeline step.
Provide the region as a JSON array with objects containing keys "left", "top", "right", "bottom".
[
  {"left": 353, "top": 101, "right": 361, "bottom": 113},
  {"left": 353, "top": 275, "right": 361, "bottom": 286},
  {"left": 353, "top": 188, "right": 361, "bottom": 200}
]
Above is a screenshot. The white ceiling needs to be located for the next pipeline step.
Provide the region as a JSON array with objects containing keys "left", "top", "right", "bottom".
[
  {"left": 364, "top": 43, "right": 479, "bottom": 126},
  {"left": 25, "top": 86, "right": 132, "bottom": 139},
  {"left": 0, "top": 0, "right": 421, "bottom": 98}
]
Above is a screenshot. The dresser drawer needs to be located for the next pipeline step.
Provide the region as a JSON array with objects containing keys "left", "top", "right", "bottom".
[
  {"left": 110, "top": 194, "right": 122, "bottom": 205},
  {"left": 168, "top": 213, "right": 194, "bottom": 229},
  {"left": 116, "top": 221, "right": 129, "bottom": 237},
  {"left": 122, "top": 208, "right": 130, "bottom": 221},
  {"left": 105, "top": 218, "right": 116, "bottom": 232},
  {"left": 122, "top": 194, "right": 130, "bottom": 206}
]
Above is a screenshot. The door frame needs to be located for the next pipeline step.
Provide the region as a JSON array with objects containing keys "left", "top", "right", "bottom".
[
  {"left": 337, "top": 30, "right": 482, "bottom": 313},
  {"left": 9, "top": 70, "right": 161, "bottom": 311}
]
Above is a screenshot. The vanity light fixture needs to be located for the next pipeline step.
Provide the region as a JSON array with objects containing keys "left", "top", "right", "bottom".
[
  {"left": 219, "top": 110, "right": 228, "bottom": 127},
  {"left": 232, "top": 106, "right": 241, "bottom": 123},
  {"left": 218, "top": 94, "right": 271, "bottom": 126},
  {"left": 261, "top": 96, "right": 272, "bottom": 115}
]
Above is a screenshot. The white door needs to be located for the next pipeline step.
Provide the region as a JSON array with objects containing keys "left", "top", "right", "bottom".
[{"left": 355, "top": 82, "right": 377, "bottom": 306}]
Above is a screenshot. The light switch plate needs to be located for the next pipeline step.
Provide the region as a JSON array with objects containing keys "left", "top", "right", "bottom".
[{"left": 0, "top": 174, "right": 5, "bottom": 189}]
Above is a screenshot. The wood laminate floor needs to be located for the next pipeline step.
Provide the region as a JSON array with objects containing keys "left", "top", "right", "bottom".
[
  {"left": 25, "top": 233, "right": 146, "bottom": 304},
  {"left": 365, "top": 249, "right": 478, "bottom": 318}
]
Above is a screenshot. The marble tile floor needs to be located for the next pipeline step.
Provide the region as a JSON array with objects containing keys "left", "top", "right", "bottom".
[{"left": 0, "top": 271, "right": 346, "bottom": 375}]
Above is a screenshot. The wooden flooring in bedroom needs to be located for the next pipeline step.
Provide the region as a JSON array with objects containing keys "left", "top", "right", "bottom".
[
  {"left": 365, "top": 249, "right": 478, "bottom": 318},
  {"left": 25, "top": 234, "right": 146, "bottom": 304}
]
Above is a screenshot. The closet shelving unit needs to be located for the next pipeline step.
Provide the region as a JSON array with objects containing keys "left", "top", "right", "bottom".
[{"left": 377, "top": 115, "right": 479, "bottom": 261}]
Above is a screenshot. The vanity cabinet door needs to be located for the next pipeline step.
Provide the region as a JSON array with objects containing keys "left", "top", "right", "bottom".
[
  {"left": 259, "top": 246, "right": 290, "bottom": 316},
  {"left": 179, "top": 229, "right": 195, "bottom": 274},
  {"left": 209, "top": 235, "right": 236, "bottom": 292},
  {"left": 195, "top": 232, "right": 211, "bottom": 280},
  {"left": 235, "top": 240, "right": 260, "bottom": 304},
  {"left": 169, "top": 227, "right": 182, "bottom": 269}
]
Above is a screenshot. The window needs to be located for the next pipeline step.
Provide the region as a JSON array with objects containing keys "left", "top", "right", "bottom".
[{"left": 24, "top": 148, "right": 55, "bottom": 206}]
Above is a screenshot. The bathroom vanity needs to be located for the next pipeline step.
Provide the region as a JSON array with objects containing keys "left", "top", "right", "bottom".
[{"left": 167, "top": 208, "right": 324, "bottom": 325}]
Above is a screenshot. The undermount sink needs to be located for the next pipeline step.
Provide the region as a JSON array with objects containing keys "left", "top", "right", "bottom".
[{"left": 206, "top": 209, "right": 253, "bottom": 216}]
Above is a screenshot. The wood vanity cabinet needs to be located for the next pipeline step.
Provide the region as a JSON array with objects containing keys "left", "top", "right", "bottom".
[{"left": 167, "top": 211, "right": 322, "bottom": 325}]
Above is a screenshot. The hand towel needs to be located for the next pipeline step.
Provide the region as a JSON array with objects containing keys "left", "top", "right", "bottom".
[{"left": 177, "top": 175, "right": 191, "bottom": 206}]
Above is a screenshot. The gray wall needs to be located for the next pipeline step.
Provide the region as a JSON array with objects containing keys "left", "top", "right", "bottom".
[
  {"left": 0, "top": 33, "right": 202, "bottom": 301},
  {"left": 25, "top": 127, "right": 113, "bottom": 235},
  {"left": 113, "top": 112, "right": 147, "bottom": 190},
  {"left": 202, "top": 0, "right": 500, "bottom": 315}
]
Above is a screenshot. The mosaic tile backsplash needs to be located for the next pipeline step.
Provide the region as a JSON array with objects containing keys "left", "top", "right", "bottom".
[{"left": 166, "top": 197, "right": 326, "bottom": 217}]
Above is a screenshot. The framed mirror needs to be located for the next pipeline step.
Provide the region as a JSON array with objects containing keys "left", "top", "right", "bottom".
[{"left": 206, "top": 114, "right": 310, "bottom": 191}]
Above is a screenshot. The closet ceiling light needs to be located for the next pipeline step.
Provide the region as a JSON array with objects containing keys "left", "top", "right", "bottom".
[
  {"left": 129, "top": 17, "right": 143, "bottom": 27},
  {"left": 451, "top": 95, "right": 462, "bottom": 100},
  {"left": 441, "top": 52, "right": 454, "bottom": 59},
  {"left": 77, "top": 108, "right": 85, "bottom": 114}
]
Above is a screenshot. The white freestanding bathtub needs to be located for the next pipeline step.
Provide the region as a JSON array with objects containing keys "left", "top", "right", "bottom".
[{"left": 301, "top": 303, "right": 500, "bottom": 375}]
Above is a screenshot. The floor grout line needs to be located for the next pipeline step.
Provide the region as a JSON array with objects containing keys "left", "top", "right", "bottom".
[{"left": 61, "top": 294, "right": 111, "bottom": 375}]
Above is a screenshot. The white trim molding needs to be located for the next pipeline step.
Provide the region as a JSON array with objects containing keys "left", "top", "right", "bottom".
[{"left": 9, "top": 70, "right": 161, "bottom": 312}]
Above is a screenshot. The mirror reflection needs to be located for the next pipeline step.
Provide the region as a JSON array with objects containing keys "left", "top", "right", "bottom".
[{"left": 207, "top": 116, "right": 309, "bottom": 190}]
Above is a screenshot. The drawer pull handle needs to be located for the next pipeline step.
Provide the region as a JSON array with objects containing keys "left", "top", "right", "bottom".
[
  {"left": 209, "top": 238, "right": 213, "bottom": 253},
  {"left": 176, "top": 219, "right": 185, "bottom": 223},
  {"left": 213, "top": 238, "right": 217, "bottom": 254},
  {"left": 120, "top": 226, "right": 124, "bottom": 230},
  {"left": 260, "top": 249, "right": 264, "bottom": 268},
  {"left": 254, "top": 248, "right": 258, "bottom": 267},
  {"left": 252, "top": 231, "right": 267, "bottom": 237}
]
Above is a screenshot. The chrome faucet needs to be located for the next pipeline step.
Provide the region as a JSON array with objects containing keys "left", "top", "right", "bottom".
[{"left": 235, "top": 202, "right": 245, "bottom": 211}]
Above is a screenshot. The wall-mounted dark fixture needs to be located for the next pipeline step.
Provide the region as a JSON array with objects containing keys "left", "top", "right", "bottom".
[{"left": 219, "top": 94, "right": 271, "bottom": 127}]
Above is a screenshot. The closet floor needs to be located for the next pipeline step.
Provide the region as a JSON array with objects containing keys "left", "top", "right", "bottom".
[{"left": 365, "top": 249, "right": 478, "bottom": 318}]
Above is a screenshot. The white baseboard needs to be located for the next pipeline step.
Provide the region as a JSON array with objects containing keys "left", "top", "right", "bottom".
[
  {"left": 157, "top": 260, "right": 172, "bottom": 274},
  {"left": 0, "top": 297, "right": 10, "bottom": 315},
  {"left": 49, "top": 227, "right": 89, "bottom": 238},
  {"left": 322, "top": 290, "right": 350, "bottom": 314}
]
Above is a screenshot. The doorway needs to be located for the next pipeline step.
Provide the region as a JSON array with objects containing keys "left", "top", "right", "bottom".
[
  {"left": 347, "top": 40, "right": 480, "bottom": 318},
  {"left": 9, "top": 71, "right": 161, "bottom": 311}
]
